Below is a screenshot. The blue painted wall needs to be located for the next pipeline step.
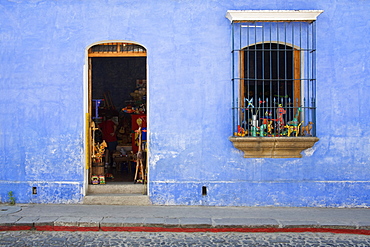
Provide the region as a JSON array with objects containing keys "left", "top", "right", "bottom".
[{"left": 0, "top": 0, "right": 369, "bottom": 206}]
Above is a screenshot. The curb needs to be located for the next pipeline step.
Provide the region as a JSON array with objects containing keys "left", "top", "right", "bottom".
[
  {"left": 1, "top": 215, "right": 370, "bottom": 235},
  {"left": 1, "top": 225, "right": 370, "bottom": 235}
]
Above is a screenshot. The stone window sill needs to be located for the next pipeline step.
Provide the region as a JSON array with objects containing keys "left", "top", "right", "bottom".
[{"left": 229, "top": 137, "right": 319, "bottom": 158}]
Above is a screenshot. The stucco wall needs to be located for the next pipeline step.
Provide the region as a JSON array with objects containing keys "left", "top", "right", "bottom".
[{"left": 0, "top": 0, "right": 369, "bottom": 206}]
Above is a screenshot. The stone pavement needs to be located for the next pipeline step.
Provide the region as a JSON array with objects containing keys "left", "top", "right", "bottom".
[
  {"left": 1, "top": 204, "right": 370, "bottom": 234},
  {"left": 2, "top": 231, "right": 370, "bottom": 246}
]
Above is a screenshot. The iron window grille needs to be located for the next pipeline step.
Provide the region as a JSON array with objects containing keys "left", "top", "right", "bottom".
[
  {"left": 231, "top": 20, "right": 317, "bottom": 138},
  {"left": 89, "top": 43, "right": 146, "bottom": 55}
]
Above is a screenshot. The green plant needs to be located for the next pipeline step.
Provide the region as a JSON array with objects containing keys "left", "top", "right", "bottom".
[{"left": 8, "top": 191, "right": 16, "bottom": 205}]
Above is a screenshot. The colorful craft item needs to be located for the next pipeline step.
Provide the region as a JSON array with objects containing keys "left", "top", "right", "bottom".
[
  {"left": 92, "top": 175, "right": 99, "bottom": 185},
  {"left": 92, "top": 140, "right": 107, "bottom": 163},
  {"left": 235, "top": 125, "right": 247, "bottom": 137},
  {"left": 277, "top": 104, "right": 286, "bottom": 127},
  {"left": 251, "top": 126, "right": 258, "bottom": 137},
  {"left": 287, "top": 108, "right": 302, "bottom": 126},
  {"left": 99, "top": 175, "right": 105, "bottom": 184},
  {"left": 260, "top": 124, "right": 267, "bottom": 137},
  {"left": 245, "top": 98, "right": 254, "bottom": 108},
  {"left": 285, "top": 122, "right": 303, "bottom": 137},
  {"left": 267, "top": 121, "right": 274, "bottom": 134},
  {"left": 301, "top": 122, "right": 314, "bottom": 136},
  {"left": 122, "top": 105, "right": 135, "bottom": 113}
]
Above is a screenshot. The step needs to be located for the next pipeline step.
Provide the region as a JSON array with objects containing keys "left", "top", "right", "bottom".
[
  {"left": 83, "top": 193, "right": 152, "bottom": 205},
  {"left": 87, "top": 183, "right": 145, "bottom": 194}
]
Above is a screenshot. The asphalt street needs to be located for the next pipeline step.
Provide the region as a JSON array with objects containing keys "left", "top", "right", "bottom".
[{"left": 1, "top": 231, "right": 370, "bottom": 246}]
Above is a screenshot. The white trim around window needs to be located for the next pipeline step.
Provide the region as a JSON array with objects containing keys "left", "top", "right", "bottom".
[{"left": 226, "top": 10, "right": 324, "bottom": 22}]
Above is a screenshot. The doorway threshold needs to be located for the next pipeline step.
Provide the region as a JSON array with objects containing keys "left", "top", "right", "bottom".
[
  {"left": 88, "top": 182, "right": 146, "bottom": 194},
  {"left": 85, "top": 182, "right": 149, "bottom": 205}
]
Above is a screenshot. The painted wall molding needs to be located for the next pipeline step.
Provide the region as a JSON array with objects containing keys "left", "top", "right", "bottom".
[{"left": 226, "top": 10, "right": 324, "bottom": 22}]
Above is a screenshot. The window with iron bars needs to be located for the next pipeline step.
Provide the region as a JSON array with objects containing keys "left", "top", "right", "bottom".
[{"left": 231, "top": 19, "right": 317, "bottom": 138}]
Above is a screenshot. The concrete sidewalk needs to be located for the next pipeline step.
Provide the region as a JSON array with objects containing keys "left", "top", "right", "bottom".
[{"left": 1, "top": 204, "right": 370, "bottom": 233}]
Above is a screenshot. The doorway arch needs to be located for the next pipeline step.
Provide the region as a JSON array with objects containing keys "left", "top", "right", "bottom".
[{"left": 84, "top": 41, "right": 148, "bottom": 194}]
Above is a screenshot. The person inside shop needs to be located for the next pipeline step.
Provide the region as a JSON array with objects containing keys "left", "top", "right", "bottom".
[{"left": 99, "top": 112, "right": 117, "bottom": 168}]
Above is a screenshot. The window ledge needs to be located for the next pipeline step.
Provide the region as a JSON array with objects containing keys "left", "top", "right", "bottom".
[{"left": 229, "top": 137, "right": 319, "bottom": 158}]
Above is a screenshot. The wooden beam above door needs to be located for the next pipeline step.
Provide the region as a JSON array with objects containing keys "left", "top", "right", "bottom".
[{"left": 88, "top": 52, "right": 147, "bottom": 57}]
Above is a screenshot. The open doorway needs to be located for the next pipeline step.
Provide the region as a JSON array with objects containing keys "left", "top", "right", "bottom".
[{"left": 87, "top": 42, "right": 147, "bottom": 185}]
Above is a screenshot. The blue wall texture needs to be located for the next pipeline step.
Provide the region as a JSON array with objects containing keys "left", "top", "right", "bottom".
[{"left": 0, "top": 0, "right": 369, "bottom": 206}]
